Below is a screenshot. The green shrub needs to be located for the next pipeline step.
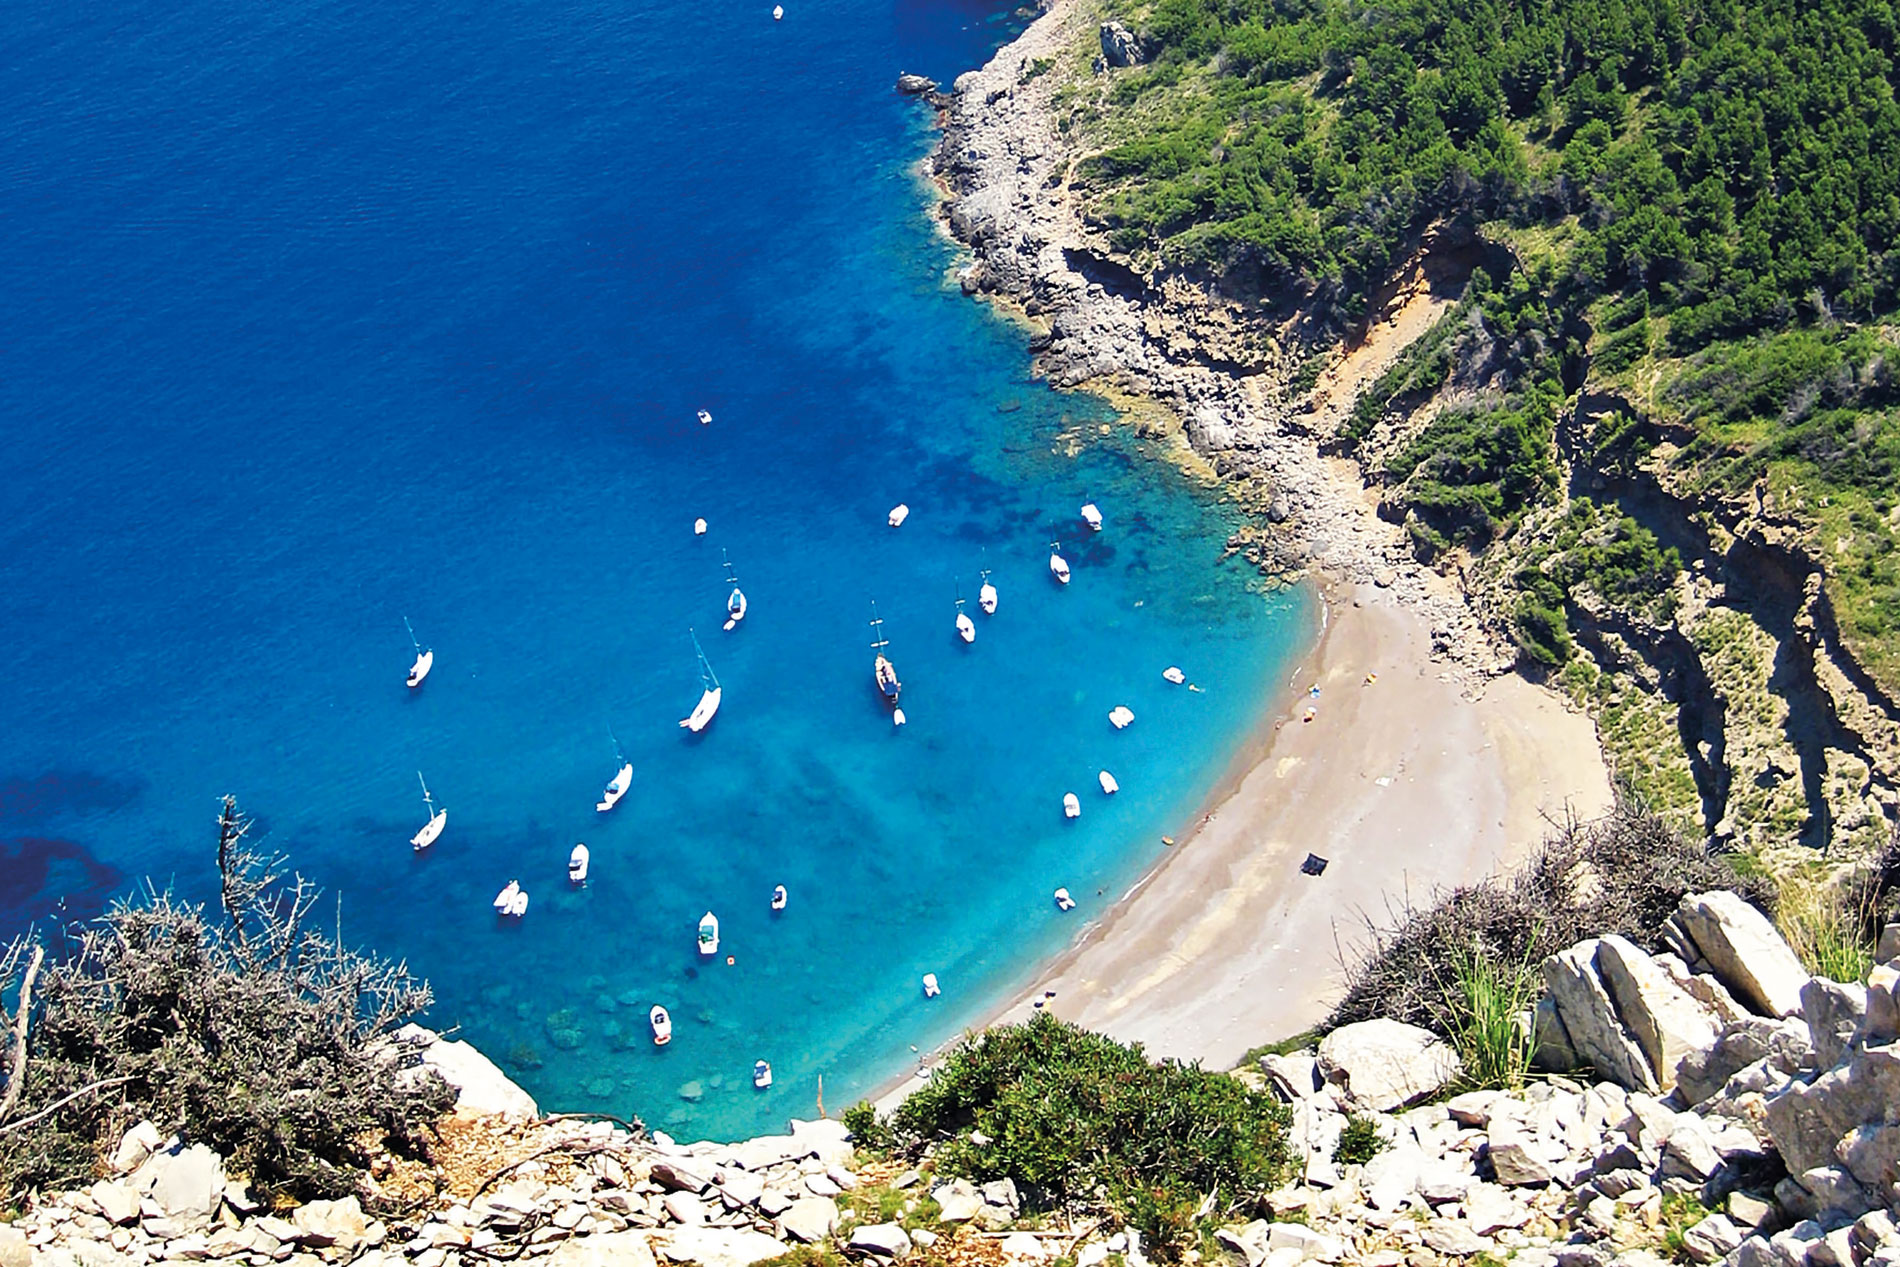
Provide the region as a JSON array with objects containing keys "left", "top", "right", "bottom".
[
  {"left": 841, "top": 1100, "right": 892, "bottom": 1154},
  {"left": 1332, "top": 1114, "right": 1385, "bottom": 1166},
  {"left": 1433, "top": 941, "right": 1539, "bottom": 1091},
  {"left": 888, "top": 1013, "right": 1291, "bottom": 1258}
]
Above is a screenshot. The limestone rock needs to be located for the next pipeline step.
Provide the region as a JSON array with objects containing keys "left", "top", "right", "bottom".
[
  {"left": 110, "top": 1121, "right": 164, "bottom": 1176},
  {"left": 1764, "top": 1043, "right": 1900, "bottom": 1179},
  {"left": 1543, "top": 941, "right": 1656, "bottom": 1092},
  {"left": 1803, "top": 979, "right": 1868, "bottom": 1067},
  {"left": 1667, "top": 892, "right": 1809, "bottom": 1018},
  {"left": 932, "top": 1180, "right": 982, "bottom": 1223},
  {"left": 895, "top": 74, "right": 938, "bottom": 96},
  {"left": 1676, "top": 1016, "right": 1812, "bottom": 1107},
  {"left": 778, "top": 1197, "right": 837, "bottom": 1243},
  {"left": 1421, "top": 1219, "right": 1491, "bottom": 1257},
  {"left": 0, "top": 1228, "right": 25, "bottom": 1267},
  {"left": 1316, "top": 1018, "right": 1462, "bottom": 1111},
  {"left": 1098, "top": 22, "right": 1144, "bottom": 68},
  {"left": 1000, "top": 1231, "right": 1049, "bottom": 1261},
  {"left": 395, "top": 1024, "right": 540, "bottom": 1119},
  {"left": 850, "top": 1222, "right": 913, "bottom": 1258},
  {"left": 133, "top": 1142, "right": 226, "bottom": 1222},
  {"left": 89, "top": 1180, "right": 139, "bottom": 1226},
  {"left": 1463, "top": 1182, "right": 1530, "bottom": 1234},
  {"left": 1485, "top": 1117, "right": 1553, "bottom": 1186},
  {"left": 291, "top": 1196, "right": 369, "bottom": 1249},
  {"left": 1184, "top": 406, "right": 1236, "bottom": 454},
  {"left": 1266, "top": 1221, "right": 1344, "bottom": 1261},
  {"left": 547, "top": 1231, "right": 658, "bottom": 1267},
  {"left": 662, "top": 1191, "right": 708, "bottom": 1226},
  {"left": 660, "top": 1226, "right": 791, "bottom": 1267},
  {"left": 1260, "top": 1052, "right": 1322, "bottom": 1101},
  {"left": 650, "top": 1162, "right": 713, "bottom": 1194},
  {"left": 1594, "top": 934, "right": 1721, "bottom": 1092}
]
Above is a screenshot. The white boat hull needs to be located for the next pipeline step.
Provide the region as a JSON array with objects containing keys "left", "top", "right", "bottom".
[
  {"left": 1109, "top": 705, "right": 1135, "bottom": 730},
  {"left": 754, "top": 1062, "right": 773, "bottom": 1089},
  {"left": 979, "top": 583, "right": 997, "bottom": 614},
  {"left": 408, "top": 649, "right": 434, "bottom": 688},
  {"left": 956, "top": 613, "right": 975, "bottom": 643},
  {"left": 771, "top": 885, "right": 788, "bottom": 911},
  {"left": 922, "top": 973, "right": 940, "bottom": 998},
  {"left": 1163, "top": 666, "right": 1186, "bottom": 685},
  {"left": 568, "top": 844, "right": 590, "bottom": 884},
  {"left": 887, "top": 503, "right": 910, "bottom": 527},
  {"left": 1063, "top": 793, "right": 1080, "bottom": 819},
  {"left": 1099, "top": 771, "right": 1119, "bottom": 795},
  {"left": 724, "top": 588, "right": 747, "bottom": 631},
  {"left": 412, "top": 808, "right": 446, "bottom": 851},
  {"left": 681, "top": 687, "right": 722, "bottom": 732},
  {"left": 1081, "top": 503, "right": 1103, "bottom": 531},
  {"left": 698, "top": 912, "right": 720, "bottom": 957},
  {"left": 651, "top": 1006, "right": 672, "bottom": 1045},
  {"left": 597, "top": 763, "right": 633, "bottom": 812},
  {"left": 1049, "top": 555, "right": 1070, "bottom": 584}
]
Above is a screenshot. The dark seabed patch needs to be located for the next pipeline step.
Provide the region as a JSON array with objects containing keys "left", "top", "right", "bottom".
[
  {"left": 0, "top": 836, "right": 126, "bottom": 934},
  {"left": 0, "top": 771, "right": 142, "bottom": 826}
]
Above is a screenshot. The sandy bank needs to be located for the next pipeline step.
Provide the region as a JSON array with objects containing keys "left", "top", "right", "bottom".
[{"left": 881, "top": 579, "right": 1608, "bottom": 1104}]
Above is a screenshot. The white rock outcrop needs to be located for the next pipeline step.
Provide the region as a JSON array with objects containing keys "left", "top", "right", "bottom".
[{"left": 1316, "top": 1018, "right": 1462, "bottom": 1110}]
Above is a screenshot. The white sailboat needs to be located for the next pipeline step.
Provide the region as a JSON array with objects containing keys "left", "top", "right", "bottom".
[
  {"left": 978, "top": 556, "right": 998, "bottom": 615},
  {"left": 722, "top": 549, "right": 748, "bottom": 631},
  {"left": 568, "top": 843, "right": 590, "bottom": 885},
  {"left": 698, "top": 911, "right": 720, "bottom": 957},
  {"left": 598, "top": 729, "right": 632, "bottom": 813},
  {"left": 870, "top": 602, "right": 901, "bottom": 710},
  {"left": 954, "top": 581, "right": 975, "bottom": 644},
  {"left": 404, "top": 618, "right": 434, "bottom": 688},
  {"left": 651, "top": 1005, "right": 673, "bottom": 1045},
  {"left": 410, "top": 772, "right": 446, "bottom": 852},
  {"left": 1048, "top": 540, "right": 1071, "bottom": 584},
  {"left": 680, "top": 630, "right": 723, "bottom": 732}
]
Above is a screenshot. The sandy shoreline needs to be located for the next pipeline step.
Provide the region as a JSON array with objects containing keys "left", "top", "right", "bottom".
[{"left": 878, "top": 576, "right": 1610, "bottom": 1105}]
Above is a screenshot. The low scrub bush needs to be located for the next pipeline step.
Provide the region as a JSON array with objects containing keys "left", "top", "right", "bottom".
[
  {"left": 0, "top": 798, "right": 453, "bottom": 1203},
  {"left": 1332, "top": 1114, "right": 1385, "bottom": 1166},
  {"left": 1326, "top": 790, "right": 1775, "bottom": 1040},
  {"left": 875, "top": 1013, "right": 1291, "bottom": 1259}
]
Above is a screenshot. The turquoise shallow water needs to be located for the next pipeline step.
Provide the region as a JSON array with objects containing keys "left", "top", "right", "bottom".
[{"left": 0, "top": 0, "right": 1310, "bottom": 1137}]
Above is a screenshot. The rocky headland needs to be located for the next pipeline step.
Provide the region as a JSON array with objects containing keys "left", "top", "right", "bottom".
[{"left": 920, "top": 0, "right": 1900, "bottom": 863}]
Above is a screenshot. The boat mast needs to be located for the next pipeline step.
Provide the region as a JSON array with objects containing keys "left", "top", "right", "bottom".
[
  {"left": 690, "top": 628, "right": 720, "bottom": 690},
  {"left": 869, "top": 601, "right": 890, "bottom": 655},
  {"left": 416, "top": 770, "right": 435, "bottom": 816},
  {"left": 404, "top": 616, "right": 422, "bottom": 653}
]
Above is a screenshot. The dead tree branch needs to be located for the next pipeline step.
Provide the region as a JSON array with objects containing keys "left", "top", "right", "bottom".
[{"left": 0, "top": 944, "right": 44, "bottom": 1125}]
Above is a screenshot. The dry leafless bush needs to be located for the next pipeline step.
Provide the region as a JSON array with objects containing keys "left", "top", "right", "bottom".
[{"left": 0, "top": 798, "right": 453, "bottom": 1204}]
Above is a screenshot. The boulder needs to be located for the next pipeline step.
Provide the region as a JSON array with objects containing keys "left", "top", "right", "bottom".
[
  {"left": 1266, "top": 1222, "right": 1344, "bottom": 1261},
  {"left": 1000, "top": 1231, "right": 1049, "bottom": 1261},
  {"left": 1765, "top": 1043, "right": 1900, "bottom": 1179},
  {"left": 662, "top": 1191, "right": 708, "bottom": 1226},
  {"left": 895, "top": 74, "right": 938, "bottom": 95},
  {"left": 394, "top": 1023, "right": 539, "bottom": 1119},
  {"left": 778, "top": 1197, "right": 838, "bottom": 1243},
  {"left": 133, "top": 1142, "right": 226, "bottom": 1222},
  {"left": 1316, "top": 1019, "right": 1462, "bottom": 1111},
  {"left": 716, "top": 1168, "right": 764, "bottom": 1209},
  {"left": 1678, "top": 1213, "right": 1745, "bottom": 1263},
  {"left": 1676, "top": 1016, "right": 1812, "bottom": 1107},
  {"left": 932, "top": 1180, "right": 983, "bottom": 1223},
  {"left": 0, "top": 1228, "right": 25, "bottom": 1267},
  {"left": 110, "top": 1121, "right": 164, "bottom": 1175},
  {"left": 292, "top": 1196, "right": 369, "bottom": 1250},
  {"left": 1463, "top": 1182, "right": 1531, "bottom": 1234},
  {"left": 1098, "top": 21, "right": 1144, "bottom": 68},
  {"left": 1867, "top": 964, "right": 1900, "bottom": 1044},
  {"left": 90, "top": 1179, "right": 140, "bottom": 1225},
  {"left": 1421, "top": 1219, "right": 1492, "bottom": 1257},
  {"left": 1594, "top": 934, "right": 1721, "bottom": 1091},
  {"left": 1542, "top": 941, "right": 1656, "bottom": 1092},
  {"left": 660, "top": 1226, "right": 791, "bottom": 1267},
  {"left": 1184, "top": 406, "right": 1236, "bottom": 454},
  {"left": 788, "top": 1118, "right": 854, "bottom": 1167},
  {"left": 1260, "top": 1052, "right": 1322, "bottom": 1101},
  {"left": 547, "top": 1231, "right": 659, "bottom": 1267},
  {"left": 1804, "top": 978, "right": 1869, "bottom": 1068},
  {"left": 650, "top": 1161, "right": 714, "bottom": 1194},
  {"left": 1837, "top": 1123, "right": 1900, "bottom": 1191},
  {"left": 1485, "top": 1117, "right": 1552, "bottom": 1186},
  {"left": 1667, "top": 892, "right": 1809, "bottom": 1019},
  {"left": 1531, "top": 995, "right": 1580, "bottom": 1072},
  {"left": 850, "top": 1222, "right": 913, "bottom": 1258}
]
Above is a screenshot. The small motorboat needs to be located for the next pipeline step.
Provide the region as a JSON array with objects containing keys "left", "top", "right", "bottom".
[
  {"left": 404, "top": 618, "right": 433, "bottom": 688},
  {"left": 870, "top": 602, "right": 901, "bottom": 707},
  {"left": 568, "top": 843, "right": 590, "bottom": 885},
  {"left": 888, "top": 503, "right": 910, "bottom": 528},
  {"left": 680, "top": 630, "right": 722, "bottom": 732},
  {"left": 722, "top": 549, "right": 747, "bottom": 631},
  {"left": 698, "top": 911, "right": 720, "bottom": 957},
  {"left": 892, "top": 707, "right": 907, "bottom": 727},
  {"left": 1080, "top": 503, "right": 1103, "bottom": 532},
  {"left": 1162, "top": 666, "right": 1186, "bottom": 685},
  {"left": 1054, "top": 887, "right": 1076, "bottom": 911},
  {"left": 772, "top": 4, "right": 783, "bottom": 17},
  {"left": 753, "top": 1060, "right": 773, "bottom": 1089},
  {"left": 921, "top": 973, "right": 941, "bottom": 998},
  {"left": 1109, "top": 705, "right": 1135, "bottom": 730},
  {"left": 771, "top": 884, "right": 788, "bottom": 911},
  {"left": 694, "top": 517, "right": 708, "bottom": 535},
  {"left": 1099, "top": 770, "right": 1119, "bottom": 795},
  {"left": 493, "top": 881, "right": 528, "bottom": 918},
  {"left": 1063, "top": 792, "right": 1081, "bottom": 819},
  {"left": 954, "top": 582, "right": 975, "bottom": 644},
  {"left": 1048, "top": 541, "right": 1071, "bottom": 585},
  {"left": 697, "top": 408, "right": 713, "bottom": 425},
  {"left": 651, "top": 1005, "right": 672, "bottom": 1046},
  {"left": 411, "top": 772, "right": 447, "bottom": 852}
]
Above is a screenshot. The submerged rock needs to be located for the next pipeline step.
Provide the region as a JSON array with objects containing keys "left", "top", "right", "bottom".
[{"left": 896, "top": 73, "right": 938, "bottom": 95}]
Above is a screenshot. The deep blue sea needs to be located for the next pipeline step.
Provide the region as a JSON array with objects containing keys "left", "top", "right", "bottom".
[{"left": 0, "top": 0, "right": 1310, "bottom": 1138}]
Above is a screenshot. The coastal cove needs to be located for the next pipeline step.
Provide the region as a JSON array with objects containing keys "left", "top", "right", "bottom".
[{"left": 0, "top": 0, "right": 1313, "bottom": 1138}]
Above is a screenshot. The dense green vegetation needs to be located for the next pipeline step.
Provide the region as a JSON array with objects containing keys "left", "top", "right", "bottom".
[
  {"left": 851, "top": 1013, "right": 1292, "bottom": 1257},
  {"left": 1510, "top": 498, "right": 1684, "bottom": 665},
  {"left": 1072, "top": 0, "right": 1900, "bottom": 695}
]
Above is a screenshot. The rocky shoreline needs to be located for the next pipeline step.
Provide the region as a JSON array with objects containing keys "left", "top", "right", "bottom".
[
  {"left": 10, "top": 889, "right": 1900, "bottom": 1267},
  {"left": 924, "top": 0, "right": 1505, "bottom": 683}
]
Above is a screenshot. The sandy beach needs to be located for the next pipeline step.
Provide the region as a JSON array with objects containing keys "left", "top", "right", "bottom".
[{"left": 881, "top": 577, "right": 1610, "bottom": 1103}]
